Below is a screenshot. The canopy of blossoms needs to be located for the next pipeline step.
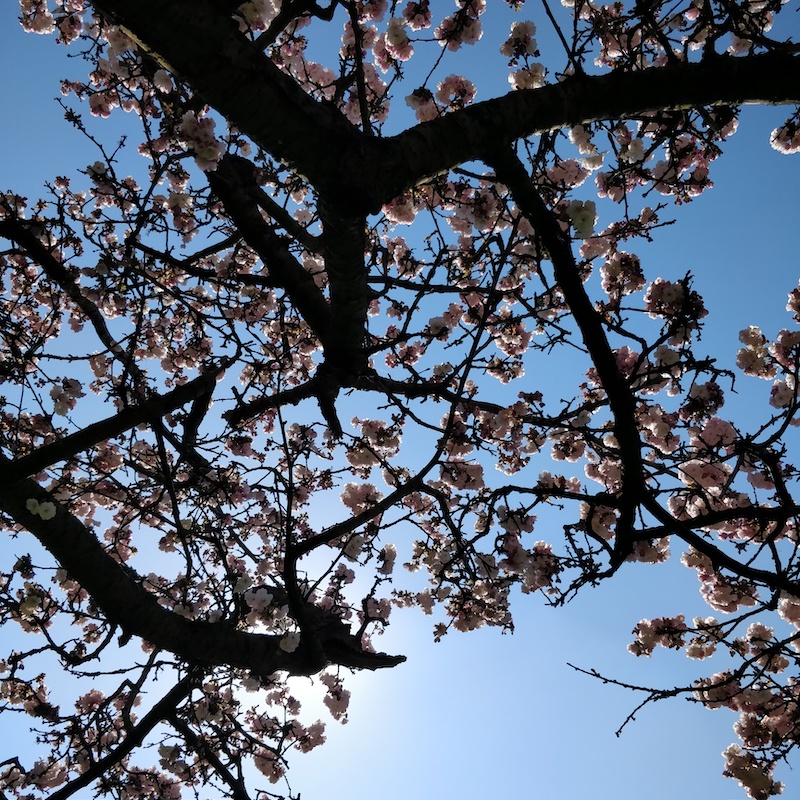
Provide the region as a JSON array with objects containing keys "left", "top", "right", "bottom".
[{"left": 1, "top": 1, "right": 800, "bottom": 799}]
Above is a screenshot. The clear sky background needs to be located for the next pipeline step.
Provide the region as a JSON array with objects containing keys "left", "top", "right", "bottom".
[{"left": 1, "top": 4, "right": 800, "bottom": 800}]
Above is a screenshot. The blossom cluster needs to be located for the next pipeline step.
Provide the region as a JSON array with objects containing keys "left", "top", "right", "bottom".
[{"left": 7, "top": 2, "right": 800, "bottom": 800}]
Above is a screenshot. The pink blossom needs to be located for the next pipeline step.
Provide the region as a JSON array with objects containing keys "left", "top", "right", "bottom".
[
  {"left": 694, "top": 671, "right": 741, "bottom": 709},
  {"left": 179, "top": 110, "right": 223, "bottom": 171},
  {"left": 244, "top": 587, "right": 273, "bottom": 611},
  {"left": 786, "top": 282, "right": 800, "bottom": 321},
  {"left": 27, "top": 759, "right": 68, "bottom": 790},
  {"left": 580, "top": 503, "right": 616, "bottom": 539},
  {"left": 564, "top": 199, "right": 597, "bottom": 238},
  {"left": 88, "top": 92, "right": 116, "bottom": 118},
  {"left": 362, "top": 0, "right": 388, "bottom": 20},
  {"left": 440, "top": 460, "right": 484, "bottom": 490},
  {"left": 626, "top": 537, "right": 670, "bottom": 563},
  {"left": 153, "top": 69, "right": 173, "bottom": 93},
  {"left": 383, "top": 195, "right": 416, "bottom": 224},
  {"left": 377, "top": 543, "right": 397, "bottom": 574},
  {"left": 644, "top": 278, "right": 684, "bottom": 317},
  {"left": 737, "top": 326, "right": 777, "bottom": 379},
  {"left": 340, "top": 482, "right": 383, "bottom": 514},
  {"left": 435, "top": 74, "right": 476, "bottom": 110},
  {"left": 385, "top": 17, "right": 414, "bottom": 60},
  {"left": 628, "top": 615, "right": 687, "bottom": 656},
  {"left": 600, "top": 251, "right": 645, "bottom": 297},
  {"left": 508, "top": 65, "right": 545, "bottom": 90},
  {"left": 320, "top": 673, "right": 350, "bottom": 721},
  {"left": 236, "top": 0, "right": 280, "bottom": 32},
  {"left": 679, "top": 458, "right": 731, "bottom": 490},
  {"left": 569, "top": 125, "right": 596, "bottom": 155},
  {"left": 20, "top": 0, "right": 56, "bottom": 34},
  {"left": 500, "top": 20, "right": 537, "bottom": 60},
  {"left": 769, "top": 378, "right": 794, "bottom": 408},
  {"left": 57, "top": 12, "right": 82, "bottom": 44},
  {"left": 778, "top": 594, "right": 800, "bottom": 626},
  {"left": 547, "top": 159, "right": 589, "bottom": 188},
  {"left": 253, "top": 748, "right": 285, "bottom": 783},
  {"left": 693, "top": 416, "right": 738, "bottom": 448},
  {"left": 549, "top": 428, "right": 586, "bottom": 462},
  {"left": 769, "top": 328, "right": 800, "bottom": 368},
  {"left": 770, "top": 122, "right": 800, "bottom": 154},
  {"left": 402, "top": 0, "right": 432, "bottom": 29},
  {"left": 434, "top": 7, "right": 483, "bottom": 51},
  {"left": 722, "top": 744, "right": 783, "bottom": 800},
  {"left": 75, "top": 688, "right": 105, "bottom": 714}
]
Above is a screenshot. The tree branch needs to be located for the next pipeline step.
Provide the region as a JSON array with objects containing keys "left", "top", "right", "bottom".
[
  {"left": 487, "top": 146, "right": 645, "bottom": 562},
  {"left": 46, "top": 673, "right": 197, "bottom": 800},
  {"left": 0, "top": 463, "right": 404, "bottom": 674},
  {"left": 0, "top": 361, "right": 230, "bottom": 482},
  {"left": 167, "top": 712, "right": 251, "bottom": 800},
  {"left": 92, "top": 0, "right": 361, "bottom": 195},
  {"left": 207, "top": 155, "right": 333, "bottom": 342},
  {"left": 0, "top": 216, "right": 133, "bottom": 370},
  {"left": 93, "top": 1, "right": 800, "bottom": 215},
  {"left": 223, "top": 375, "right": 321, "bottom": 427},
  {"left": 317, "top": 199, "right": 369, "bottom": 376},
  {"left": 379, "top": 53, "right": 800, "bottom": 206}
]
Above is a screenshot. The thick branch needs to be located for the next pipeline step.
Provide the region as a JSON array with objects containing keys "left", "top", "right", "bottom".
[
  {"left": 488, "top": 148, "right": 643, "bottom": 474},
  {"left": 0, "top": 463, "right": 404, "bottom": 673},
  {"left": 250, "top": 182, "right": 323, "bottom": 254},
  {"left": 317, "top": 199, "right": 369, "bottom": 376},
  {"left": 92, "top": 0, "right": 360, "bottom": 196},
  {"left": 94, "top": 3, "right": 800, "bottom": 215},
  {"left": 224, "top": 375, "right": 321, "bottom": 427},
  {"left": 634, "top": 504, "right": 800, "bottom": 541},
  {"left": 641, "top": 496, "right": 800, "bottom": 597},
  {"left": 488, "top": 147, "right": 645, "bottom": 562},
  {"left": 378, "top": 53, "right": 800, "bottom": 206},
  {"left": 0, "top": 363, "right": 230, "bottom": 482},
  {"left": 220, "top": 199, "right": 370, "bottom": 432},
  {"left": 489, "top": 148, "right": 800, "bottom": 587},
  {"left": 208, "top": 155, "right": 333, "bottom": 342}
]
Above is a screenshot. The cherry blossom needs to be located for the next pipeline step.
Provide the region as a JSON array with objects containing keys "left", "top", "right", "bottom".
[{"left": 3, "top": 2, "right": 800, "bottom": 799}]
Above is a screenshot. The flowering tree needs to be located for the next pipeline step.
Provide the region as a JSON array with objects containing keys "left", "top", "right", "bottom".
[{"left": 2, "top": 0, "right": 800, "bottom": 797}]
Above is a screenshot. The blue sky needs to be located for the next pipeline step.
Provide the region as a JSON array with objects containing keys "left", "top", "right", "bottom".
[{"left": 1, "top": 4, "right": 800, "bottom": 800}]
